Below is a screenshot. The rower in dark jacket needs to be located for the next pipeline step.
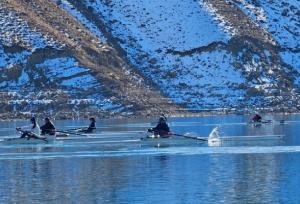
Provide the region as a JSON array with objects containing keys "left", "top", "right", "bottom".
[
  {"left": 79, "top": 117, "right": 96, "bottom": 133},
  {"left": 252, "top": 114, "right": 262, "bottom": 122},
  {"left": 148, "top": 116, "right": 170, "bottom": 137},
  {"left": 15, "top": 117, "right": 42, "bottom": 140},
  {"left": 41, "top": 117, "right": 56, "bottom": 135}
]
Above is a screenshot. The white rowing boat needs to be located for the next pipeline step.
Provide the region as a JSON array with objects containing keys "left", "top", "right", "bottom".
[
  {"left": 1, "top": 135, "right": 55, "bottom": 144},
  {"left": 141, "top": 126, "right": 283, "bottom": 147},
  {"left": 248, "top": 120, "right": 273, "bottom": 126}
]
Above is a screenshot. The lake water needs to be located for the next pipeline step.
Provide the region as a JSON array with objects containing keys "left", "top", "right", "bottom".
[{"left": 0, "top": 114, "right": 300, "bottom": 203}]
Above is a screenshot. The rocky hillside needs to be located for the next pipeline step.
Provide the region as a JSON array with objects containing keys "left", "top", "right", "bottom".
[{"left": 0, "top": 0, "right": 299, "bottom": 119}]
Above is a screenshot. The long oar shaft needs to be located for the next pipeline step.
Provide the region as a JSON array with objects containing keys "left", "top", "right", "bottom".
[
  {"left": 56, "top": 130, "right": 86, "bottom": 136},
  {"left": 64, "top": 127, "right": 85, "bottom": 131},
  {"left": 171, "top": 133, "right": 207, "bottom": 141}
]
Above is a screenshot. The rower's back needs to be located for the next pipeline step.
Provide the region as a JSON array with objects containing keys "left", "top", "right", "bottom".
[
  {"left": 41, "top": 118, "right": 56, "bottom": 135},
  {"left": 30, "top": 117, "right": 41, "bottom": 136}
]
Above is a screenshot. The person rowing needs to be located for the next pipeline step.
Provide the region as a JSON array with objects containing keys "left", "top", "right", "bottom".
[
  {"left": 41, "top": 117, "right": 56, "bottom": 135},
  {"left": 16, "top": 117, "right": 47, "bottom": 141},
  {"left": 252, "top": 114, "right": 262, "bottom": 123},
  {"left": 28, "top": 117, "right": 41, "bottom": 136},
  {"left": 147, "top": 116, "right": 171, "bottom": 138},
  {"left": 78, "top": 117, "right": 96, "bottom": 133}
]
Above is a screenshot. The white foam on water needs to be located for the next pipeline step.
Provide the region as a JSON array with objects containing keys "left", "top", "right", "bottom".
[{"left": 208, "top": 127, "right": 222, "bottom": 146}]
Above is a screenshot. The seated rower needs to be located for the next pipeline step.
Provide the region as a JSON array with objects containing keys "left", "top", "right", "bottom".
[
  {"left": 41, "top": 117, "right": 56, "bottom": 135},
  {"left": 148, "top": 116, "right": 171, "bottom": 137},
  {"left": 29, "top": 116, "right": 41, "bottom": 136},
  {"left": 16, "top": 117, "right": 46, "bottom": 141},
  {"left": 252, "top": 114, "right": 262, "bottom": 123},
  {"left": 79, "top": 117, "right": 96, "bottom": 133},
  {"left": 16, "top": 127, "right": 47, "bottom": 141}
]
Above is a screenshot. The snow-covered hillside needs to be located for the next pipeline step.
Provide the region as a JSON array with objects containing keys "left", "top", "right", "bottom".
[
  {"left": 230, "top": 0, "right": 300, "bottom": 82},
  {"left": 76, "top": 0, "right": 299, "bottom": 110},
  {"left": 0, "top": 2, "right": 126, "bottom": 119},
  {"left": 0, "top": 0, "right": 299, "bottom": 119}
]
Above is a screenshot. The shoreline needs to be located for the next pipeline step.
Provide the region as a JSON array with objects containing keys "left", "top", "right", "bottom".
[{"left": 0, "top": 108, "right": 298, "bottom": 121}]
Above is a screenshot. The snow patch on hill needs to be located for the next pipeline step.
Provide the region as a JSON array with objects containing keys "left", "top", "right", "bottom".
[
  {"left": 280, "top": 52, "right": 300, "bottom": 73},
  {"left": 55, "top": 0, "right": 107, "bottom": 42},
  {"left": 36, "top": 57, "right": 99, "bottom": 90},
  {"left": 230, "top": 0, "right": 299, "bottom": 90},
  {"left": 0, "top": 5, "right": 125, "bottom": 116},
  {"left": 86, "top": 0, "right": 229, "bottom": 51},
  {"left": 0, "top": 8, "right": 60, "bottom": 49},
  {"left": 201, "top": 0, "right": 238, "bottom": 36},
  {"left": 82, "top": 0, "right": 247, "bottom": 109},
  {"left": 31, "top": 57, "right": 124, "bottom": 111},
  {"left": 0, "top": 46, "right": 31, "bottom": 69},
  {"left": 0, "top": 68, "right": 30, "bottom": 90},
  {"left": 230, "top": 0, "right": 299, "bottom": 49}
]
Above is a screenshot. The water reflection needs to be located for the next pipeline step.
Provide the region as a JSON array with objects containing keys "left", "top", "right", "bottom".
[
  {"left": 0, "top": 153, "right": 299, "bottom": 203},
  {"left": 0, "top": 114, "right": 299, "bottom": 203}
]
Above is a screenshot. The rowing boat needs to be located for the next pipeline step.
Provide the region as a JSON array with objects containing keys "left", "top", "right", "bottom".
[
  {"left": 249, "top": 120, "right": 272, "bottom": 126},
  {"left": 2, "top": 135, "right": 55, "bottom": 144},
  {"left": 140, "top": 126, "right": 283, "bottom": 147},
  {"left": 56, "top": 133, "right": 69, "bottom": 137},
  {"left": 139, "top": 133, "right": 207, "bottom": 147}
]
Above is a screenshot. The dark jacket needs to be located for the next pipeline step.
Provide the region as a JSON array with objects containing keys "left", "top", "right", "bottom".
[
  {"left": 153, "top": 122, "right": 170, "bottom": 132},
  {"left": 86, "top": 121, "right": 96, "bottom": 133},
  {"left": 41, "top": 122, "right": 56, "bottom": 135},
  {"left": 252, "top": 114, "right": 262, "bottom": 122}
]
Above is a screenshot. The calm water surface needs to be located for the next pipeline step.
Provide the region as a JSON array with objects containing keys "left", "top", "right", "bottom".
[{"left": 0, "top": 114, "right": 300, "bottom": 203}]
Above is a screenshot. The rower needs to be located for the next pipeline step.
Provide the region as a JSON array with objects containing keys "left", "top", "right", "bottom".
[
  {"left": 29, "top": 116, "right": 41, "bottom": 135},
  {"left": 148, "top": 116, "right": 171, "bottom": 137},
  {"left": 161, "top": 113, "right": 167, "bottom": 121},
  {"left": 41, "top": 117, "right": 56, "bottom": 135},
  {"left": 252, "top": 114, "right": 262, "bottom": 123},
  {"left": 16, "top": 127, "right": 47, "bottom": 141},
  {"left": 17, "top": 117, "right": 44, "bottom": 140},
  {"left": 79, "top": 117, "right": 96, "bottom": 133}
]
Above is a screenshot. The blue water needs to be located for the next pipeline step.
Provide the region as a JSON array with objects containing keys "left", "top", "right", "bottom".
[{"left": 0, "top": 114, "right": 300, "bottom": 203}]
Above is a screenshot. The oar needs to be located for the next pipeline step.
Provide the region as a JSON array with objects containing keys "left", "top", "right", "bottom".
[
  {"left": 249, "top": 119, "right": 272, "bottom": 124},
  {"left": 64, "top": 127, "right": 86, "bottom": 132},
  {"left": 41, "top": 128, "right": 86, "bottom": 137},
  {"left": 16, "top": 128, "right": 48, "bottom": 142},
  {"left": 260, "top": 120, "right": 272, "bottom": 123},
  {"left": 171, "top": 133, "right": 207, "bottom": 141},
  {"left": 55, "top": 130, "right": 86, "bottom": 137}
]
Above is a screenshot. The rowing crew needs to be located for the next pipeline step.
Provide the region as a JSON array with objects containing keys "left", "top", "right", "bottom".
[
  {"left": 147, "top": 113, "right": 279, "bottom": 138},
  {"left": 147, "top": 115, "right": 171, "bottom": 138},
  {"left": 147, "top": 113, "right": 263, "bottom": 138},
  {"left": 16, "top": 117, "right": 96, "bottom": 141},
  {"left": 146, "top": 115, "right": 211, "bottom": 142},
  {"left": 250, "top": 114, "right": 282, "bottom": 124}
]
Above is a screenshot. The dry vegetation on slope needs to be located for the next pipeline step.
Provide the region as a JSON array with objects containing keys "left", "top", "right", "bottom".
[
  {"left": 0, "top": 0, "right": 299, "bottom": 119},
  {"left": 1, "top": 0, "right": 182, "bottom": 119}
]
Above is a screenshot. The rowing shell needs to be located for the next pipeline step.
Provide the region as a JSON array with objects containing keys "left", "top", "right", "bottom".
[
  {"left": 141, "top": 131, "right": 283, "bottom": 147},
  {"left": 249, "top": 120, "right": 272, "bottom": 126},
  {"left": 140, "top": 134, "right": 207, "bottom": 147},
  {"left": 1, "top": 135, "right": 56, "bottom": 144}
]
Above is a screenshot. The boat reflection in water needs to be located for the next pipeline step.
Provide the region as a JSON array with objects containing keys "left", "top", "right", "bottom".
[{"left": 0, "top": 114, "right": 299, "bottom": 203}]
